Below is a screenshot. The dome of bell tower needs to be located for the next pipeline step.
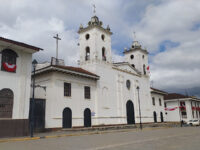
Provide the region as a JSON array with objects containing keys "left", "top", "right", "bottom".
[{"left": 88, "top": 16, "right": 103, "bottom": 26}]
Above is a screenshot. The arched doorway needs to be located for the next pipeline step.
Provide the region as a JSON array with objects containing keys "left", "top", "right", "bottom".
[
  {"left": 160, "top": 112, "right": 164, "bottom": 122},
  {"left": 126, "top": 100, "right": 135, "bottom": 124},
  {"left": 84, "top": 108, "right": 91, "bottom": 127},
  {"left": 153, "top": 111, "right": 157, "bottom": 123},
  {"left": 63, "top": 107, "right": 72, "bottom": 128},
  {"left": 0, "top": 89, "right": 13, "bottom": 118}
]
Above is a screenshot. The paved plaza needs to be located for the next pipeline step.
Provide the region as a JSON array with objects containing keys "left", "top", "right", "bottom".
[{"left": 0, "top": 127, "right": 200, "bottom": 150}]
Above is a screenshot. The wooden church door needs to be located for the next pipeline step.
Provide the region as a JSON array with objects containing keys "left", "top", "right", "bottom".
[
  {"left": 84, "top": 108, "right": 91, "bottom": 127},
  {"left": 126, "top": 100, "right": 135, "bottom": 124},
  {"left": 63, "top": 108, "right": 72, "bottom": 128},
  {"left": 153, "top": 111, "right": 157, "bottom": 123}
]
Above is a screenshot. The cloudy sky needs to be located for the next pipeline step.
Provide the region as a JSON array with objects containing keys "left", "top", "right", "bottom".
[{"left": 0, "top": 0, "right": 200, "bottom": 95}]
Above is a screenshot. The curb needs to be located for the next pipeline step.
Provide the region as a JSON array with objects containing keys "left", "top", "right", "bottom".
[{"left": 0, "top": 126, "right": 171, "bottom": 143}]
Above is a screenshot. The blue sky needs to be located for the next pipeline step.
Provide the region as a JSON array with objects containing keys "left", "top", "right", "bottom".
[{"left": 0, "top": 0, "right": 200, "bottom": 94}]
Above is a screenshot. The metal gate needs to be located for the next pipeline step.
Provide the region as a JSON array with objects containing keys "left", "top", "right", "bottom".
[
  {"left": 29, "top": 99, "right": 45, "bottom": 131},
  {"left": 0, "top": 89, "right": 13, "bottom": 118}
]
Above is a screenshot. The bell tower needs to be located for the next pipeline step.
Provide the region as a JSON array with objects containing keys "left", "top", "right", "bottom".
[
  {"left": 78, "top": 15, "right": 112, "bottom": 66},
  {"left": 124, "top": 40, "right": 149, "bottom": 76}
]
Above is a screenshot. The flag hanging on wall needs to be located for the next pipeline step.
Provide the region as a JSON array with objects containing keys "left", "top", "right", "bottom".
[{"left": 165, "top": 107, "right": 178, "bottom": 111}]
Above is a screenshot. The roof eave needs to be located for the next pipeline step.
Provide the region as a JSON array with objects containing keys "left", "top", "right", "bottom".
[
  {"left": 34, "top": 66, "right": 99, "bottom": 80},
  {"left": 78, "top": 25, "right": 113, "bottom": 35},
  {"left": 123, "top": 49, "right": 149, "bottom": 54},
  {"left": 164, "top": 98, "right": 191, "bottom": 102},
  {"left": 151, "top": 91, "right": 168, "bottom": 95},
  {"left": 0, "top": 37, "right": 43, "bottom": 52}
]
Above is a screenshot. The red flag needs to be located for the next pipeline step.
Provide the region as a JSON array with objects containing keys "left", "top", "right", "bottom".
[
  {"left": 147, "top": 66, "right": 150, "bottom": 71},
  {"left": 165, "top": 107, "right": 178, "bottom": 111}
]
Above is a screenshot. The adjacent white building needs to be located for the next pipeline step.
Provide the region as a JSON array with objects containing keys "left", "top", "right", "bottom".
[
  {"left": 0, "top": 37, "right": 42, "bottom": 137},
  {"left": 150, "top": 88, "right": 167, "bottom": 123},
  {"left": 33, "top": 15, "right": 167, "bottom": 129},
  {"left": 164, "top": 93, "right": 200, "bottom": 122}
]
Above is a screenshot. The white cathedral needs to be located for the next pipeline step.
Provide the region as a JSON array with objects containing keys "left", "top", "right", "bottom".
[{"left": 33, "top": 15, "right": 166, "bottom": 129}]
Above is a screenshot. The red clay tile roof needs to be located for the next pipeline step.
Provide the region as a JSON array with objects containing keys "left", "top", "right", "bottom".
[
  {"left": 164, "top": 93, "right": 190, "bottom": 100},
  {"left": 0, "top": 37, "right": 43, "bottom": 51},
  {"left": 151, "top": 87, "right": 168, "bottom": 95},
  {"left": 52, "top": 65, "right": 99, "bottom": 77},
  {"left": 35, "top": 64, "right": 99, "bottom": 79}
]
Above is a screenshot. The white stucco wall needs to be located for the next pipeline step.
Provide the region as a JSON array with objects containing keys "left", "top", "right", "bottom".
[
  {"left": 124, "top": 50, "right": 148, "bottom": 74},
  {"left": 165, "top": 99, "right": 200, "bottom": 122},
  {"left": 80, "top": 59, "right": 154, "bottom": 125},
  {"left": 35, "top": 72, "right": 97, "bottom": 128},
  {"left": 0, "top": 46, "right": 33, "bottom": 119},
  {"left": 34, "top": 19, "right": 168, "bottom": 128},
  {"left": 165, "top": 101, "right": 180, "bottom": 122},
  {"left": 151, "top": 93, "right": 166, "bottom": 122},
  {"left": 78, "top": 23, "right": 155, "bottom": 125},
  {"left": 79, "top": 28, "right": 112, "bottom": 64}
]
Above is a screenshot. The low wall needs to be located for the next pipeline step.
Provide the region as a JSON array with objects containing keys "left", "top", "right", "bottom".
[
  {"left": 51, "top": 122, "right": 181, "bottom": 132},
  {"left": 0, "top": 119, "right": 29, "bottom": 138}
]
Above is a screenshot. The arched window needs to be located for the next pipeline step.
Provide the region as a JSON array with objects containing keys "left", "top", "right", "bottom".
[
  {"left": 126, "top": 80, "right": 131, "bottom": 90},
  {"left": 1, "top": 49, "right": 18, "bottom": 72},
  {"left": 142, "top": 55, "right": 145, "bottom": 59},
  {"left": 102, "top": 47, "right": 106, "bottom": 61},
  {"left": 85, "top": 34, "right": 90, "bottom": 40},
  {"left": 130, "top": 55, "right": 134, "bottom": 59},
  {"left": 143, "top": 64, "right": 146, "bottom": 75},
  {"left": 159, "top": 98, "right": 162, "bottom": 106},
  {"left": 0, "top": 88, "right": 14, "bottom": 118},
  {"left": 85, "top": 47, "right": 90, "bottom": 61},
  {"left": 101, "top": 34, "right": 105, "bottom": 41}
]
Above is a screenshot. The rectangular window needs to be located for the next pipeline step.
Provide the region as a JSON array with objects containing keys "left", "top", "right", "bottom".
[
  {"left": 181, "top": 111, "right": 187, "bottom": 118},
  {"left": 84, "top": 86, "right": 90, "bottom": 99},
  {"left": 64, "top": 82, "right": 71, "bottom": 97},
  {"left": 152, "top": 97, "right": 155, "bottom": 106},
  {"left": 164, "top": 102, "right": 167, "bottom": 108},
  {"left": 159, "top": 98, "right": 162, "bottom": 106}
]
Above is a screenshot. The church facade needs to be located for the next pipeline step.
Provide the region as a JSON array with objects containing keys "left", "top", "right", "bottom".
[
  {"left": 0, "top": 37, "right": 42, "bottom": 137},
  {"left": 33, "top": 15, "right": 166, "bottom": 129}
]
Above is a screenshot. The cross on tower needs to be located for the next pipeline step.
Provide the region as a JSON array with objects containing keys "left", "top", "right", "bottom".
[
  {"left": 93, "top": 4, "right": 96, "bottom": 15},
  {"left": 53, "top": 34, "right": 61, "bottom": 61}
]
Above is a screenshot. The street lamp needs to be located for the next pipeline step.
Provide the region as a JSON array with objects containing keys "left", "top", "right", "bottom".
[
  {"left": 30, "top": 59, "right": 38, "bottom": 137},
  {"left": 136, "top": 86, "right": 142, "bottom": 130}
]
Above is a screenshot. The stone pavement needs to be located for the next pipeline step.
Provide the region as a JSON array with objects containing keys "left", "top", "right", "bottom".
[{"left": 0, "top": 126, "right": 199, "bottom": 150}]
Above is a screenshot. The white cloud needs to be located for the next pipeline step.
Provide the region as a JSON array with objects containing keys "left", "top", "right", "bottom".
[
  {"left": 112, "top": 50, "right": 124, "bottom": 63},
  {"left": 0, "top": 0, "right": 200, "bottom": 92},
  {"left": 132, "top": 0, "right": 200, "bottom": 90}
]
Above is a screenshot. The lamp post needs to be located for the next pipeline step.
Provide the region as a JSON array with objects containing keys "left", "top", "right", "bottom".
[
  {"left": 136, "top": 86, "right": 142, "bottom": 130},
  {"left": 30, "top": 59, "right": 38, "bottom": 137}
]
